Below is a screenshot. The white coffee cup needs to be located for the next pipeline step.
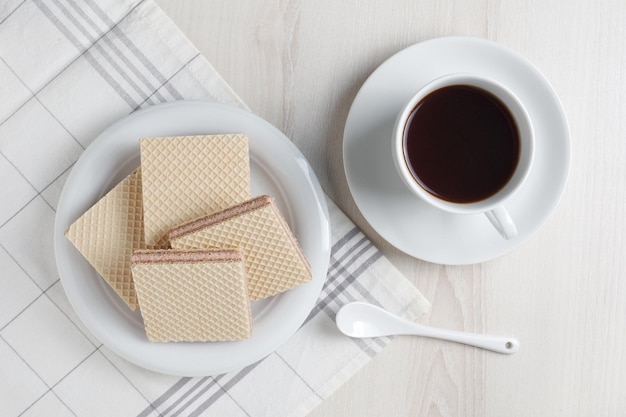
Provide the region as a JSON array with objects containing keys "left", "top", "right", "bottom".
[{"left": 391, "top": 73, "right": 534, "bottom": 240}]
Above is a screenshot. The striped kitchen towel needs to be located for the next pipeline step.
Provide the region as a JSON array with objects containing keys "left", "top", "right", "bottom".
[{"left": 0, "top": 1, "right": 430, "bottom": 416}]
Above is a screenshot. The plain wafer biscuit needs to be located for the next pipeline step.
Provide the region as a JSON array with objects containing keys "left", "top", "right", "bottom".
[
  {"left": 64, "top": 168, "right": 168, "bottom": 311},
  {"left": 140, "top": 134, "right": 251, "bottom": 245}
]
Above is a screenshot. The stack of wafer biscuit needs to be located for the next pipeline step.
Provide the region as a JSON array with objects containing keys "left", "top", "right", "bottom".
[{"left": 65, "top": 134, "right": 311, "bottom": 343}]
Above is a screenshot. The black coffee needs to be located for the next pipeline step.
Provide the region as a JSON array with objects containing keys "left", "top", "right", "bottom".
[{"left": 403, "top": 85, "right": 520, "bottom": 203}]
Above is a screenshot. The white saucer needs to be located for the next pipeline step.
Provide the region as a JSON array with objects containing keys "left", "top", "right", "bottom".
[
  {"left": 343, "top": 37, "right": 570, "bottom": 265},
  {"left": 54, "top": 101, "right": 330, "bottom": 376}
]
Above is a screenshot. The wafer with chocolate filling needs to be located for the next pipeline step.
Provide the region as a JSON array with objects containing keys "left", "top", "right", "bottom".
[
  {"left": 131, "top": 249, "right": 252, "bottom": 342},
  {"left": 169, "top": 195, "right": 311, "bottom": 301}
]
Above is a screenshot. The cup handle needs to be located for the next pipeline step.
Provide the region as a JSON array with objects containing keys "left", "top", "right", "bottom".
[{"left": 485, "top": 206, "right": 517, "bottom": 240}]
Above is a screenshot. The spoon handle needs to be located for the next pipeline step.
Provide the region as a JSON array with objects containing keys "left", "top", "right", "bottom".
[{"left": 408, "top": 323, "right": 520, "bottom": 354}]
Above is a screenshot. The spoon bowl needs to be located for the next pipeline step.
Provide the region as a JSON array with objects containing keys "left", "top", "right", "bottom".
[{"left": 336, "top": 302, "right": 519, "bottom": 354}]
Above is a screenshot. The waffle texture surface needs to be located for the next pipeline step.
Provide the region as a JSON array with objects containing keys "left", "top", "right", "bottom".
[
  {"left": 64, "top": 169, "right": 166, "bottom": 310},
  {"left": 140, "top": 134, "right": 251, "bottom": 245}
]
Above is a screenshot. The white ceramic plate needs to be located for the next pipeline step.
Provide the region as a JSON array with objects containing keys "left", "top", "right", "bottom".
[
  {"left": 343, "top": 37, "right": 571, "bottom": 265},
  {"left": 54, "top": 101, "right": 330, "bottom": 376}
]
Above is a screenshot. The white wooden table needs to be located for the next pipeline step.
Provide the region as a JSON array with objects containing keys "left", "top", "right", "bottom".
[{"left": 157, "top": 1, "right": 626, "bottom": 415}]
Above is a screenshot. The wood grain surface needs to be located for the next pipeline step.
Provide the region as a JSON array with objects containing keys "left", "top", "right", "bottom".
[{"left": 156, "top": 1, "right": 626, "bottom": 415}]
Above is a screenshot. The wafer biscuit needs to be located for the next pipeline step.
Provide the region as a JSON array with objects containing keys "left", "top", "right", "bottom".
[
  {"left": 140, "top": 134, "right": 251, "bottom": 245},
  {"left": 131, "top": 249, "right": 252, "bottom": 342},
  {"left": 169, "top": 195, "right": 312, "bottom": 301},
  {"left": 64, "top": 168, "right": 167, "bottom": 310}
]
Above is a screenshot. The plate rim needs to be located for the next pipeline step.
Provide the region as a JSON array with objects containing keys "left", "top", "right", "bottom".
[{"left": 54, "top": 100, "right": 331, "bottom": 376}]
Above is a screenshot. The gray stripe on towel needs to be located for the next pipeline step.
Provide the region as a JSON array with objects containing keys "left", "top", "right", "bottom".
[
  {"left": 83, "top": 0, "right": 184, "bottom": 100},
  {"left": 33, "top": 0, "right": 139, "bottom": 108}
]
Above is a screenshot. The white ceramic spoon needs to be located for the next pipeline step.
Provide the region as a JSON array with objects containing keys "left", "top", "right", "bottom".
[{"left": 335, "top": 302, "right": 519, "bottom": 354}]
